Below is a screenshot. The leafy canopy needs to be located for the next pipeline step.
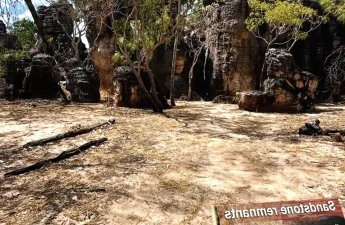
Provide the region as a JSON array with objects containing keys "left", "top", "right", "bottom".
[
  {"left": 114, "top": 0, "right": 174, "bottom": 61},
  {"left": 320, "top": 0, "right": 345, "bottom": 23},
  {"left": 245, "top": 0, "right": 325, "bottom": 45},
  {"left": 12, "top": 19, "right": 36, "bottom": 49}
]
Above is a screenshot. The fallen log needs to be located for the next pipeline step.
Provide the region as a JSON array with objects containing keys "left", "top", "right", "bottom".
[
  {"left": 11, "top": 119, "right": 115, "bottom": 152},
  {"left": 298, "top": 119, "right": 345, "bottom": 136},
  {"left": 4, "top": 138, "right": 108, "bottom": 177}
]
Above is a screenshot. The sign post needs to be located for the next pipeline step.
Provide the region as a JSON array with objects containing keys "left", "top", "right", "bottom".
[{"left": 212, "top": 198, "right": 345, "bottom": 225}]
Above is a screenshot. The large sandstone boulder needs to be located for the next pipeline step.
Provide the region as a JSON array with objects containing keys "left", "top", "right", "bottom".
[
  {"left": 37, "top": 3, "right": 73, "bottom": 36},
  {"left": 113, "top": 66, "right": 142, "bottom": 108},
  {"left": 264, "top": 49, "right": 318, "bottom": 111},
  {"left": 65, "top": 67, "right": 100, "bottom": 103},
  {"left": 236, "top": 91, "right": 275, "bottom": 112},
  {"left": 237, "top": 49, "right": 319, "bottom": 112}
]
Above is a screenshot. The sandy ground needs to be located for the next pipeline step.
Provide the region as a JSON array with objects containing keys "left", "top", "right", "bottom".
[{"left": 0, "top": 100, "right": 344, "bottom": 225}]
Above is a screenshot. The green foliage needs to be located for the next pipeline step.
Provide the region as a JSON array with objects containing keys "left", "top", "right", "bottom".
[
  {"left": 114, "top": 0, "right": 174, "bottom": 60},
  {"left": 113, "top": 51, "right": 127, "bottom": 65},
  {"left": 0, "top": 45, "right": 29, "bottom": 78},
  {"left": 245, "top": 0, "right": 326, "bottom": 49},
  {"left": 12, "top": 19, "right": 36, "bottom": 50},
  {"left": 320, "top": 0, "right": 345, "bottom": 23}
]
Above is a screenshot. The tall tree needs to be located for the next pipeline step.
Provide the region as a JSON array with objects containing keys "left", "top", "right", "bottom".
[
  {"left": 183, "top": 0, "right": 205, "bottom": 101},
  {"left": 104, "top": 0, "right": 194, "bottom": 112},
  {"left": 170, "top": 0, "right": 181, "bottom": 106},
  {"left": 245, "top": 0, "right": 326, "bottom": 90}
]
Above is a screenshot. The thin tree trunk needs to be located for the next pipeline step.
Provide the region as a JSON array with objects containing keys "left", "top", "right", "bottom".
[
  {"left": 188, "top": 47, "right": 202, "bottom": 101},
  {"left": 170, "top": 31, "right": 178, "bottom": 106},
  {"left": 128, "top": 62, "right": 161, "bottom": 112},
  {"left": 259, "top": 45, "right": 270, "bottom": 91},
  {"left": 170, "top": 0, "right": 181, "bottom": 106},
  {"left": 73, "top": 39, "right": 80, "bottom": 62},
  {"left": 144, "top": 60, "right": 163, "bottom": 112},
  {"left": 24, "top": 0, "right": 53, "bottom": 55}
]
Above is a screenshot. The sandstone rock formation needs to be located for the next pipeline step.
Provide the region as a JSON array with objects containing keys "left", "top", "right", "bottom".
[
  {"left": 265, "top": 49, "right": 318, "bottom": 110},
  {"left": 2, "top": 3, "right": 99, "bottom": 103},
  {"left": 200, "top": 0, "right": 263, "bottom": 97},
  {"left": 20, "top": 54, "right": 60, "bottom": 99},
  {"left": 66, "top": 66, "right": 100, "bottom": 102},
  {"left": 85, "top": 3, "right": 117, "bottom": 94},
  {"left": 237, "top": 49, "right": 319, "bottom": 112}
]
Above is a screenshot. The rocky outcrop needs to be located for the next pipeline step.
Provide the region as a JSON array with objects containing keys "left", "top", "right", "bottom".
[
  {"left": 20, "top": 54, "right": 60, "bottom": 99},
  {"left": 66, "top": 67, "right": 100, "bottom": 102},
  {"left": 201, "top": 0, "right": 263, "bottom": 97},
  {"left": 0, "top": 20, "right": 21, "bottom": 50},
  {"left": 237, "top": 91, "right": 275, "bottom": 111},
  {"left": 264, "top": 49, "right": 318, "bottom": 111},
  {"left": 0, "top": 21, "right": 27, "bottom": 100},
  {"left": 4, "top": 58, "right": 31, "bottom": 100},
  {"left": 113, "top": 66, "right": 142, "bottom": 107},
  {"left": 85, "top": 3, "right": 117, "bottom": 93},
  {"left": 237, "top": 49, "right": 319, "bottom": 112},
  {"left": 37, "top": 4, "right": 73, "bottom": 36}
]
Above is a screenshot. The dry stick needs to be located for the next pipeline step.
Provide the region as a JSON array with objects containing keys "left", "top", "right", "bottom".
[
  {"left": 320, "top": 130, "right": 345, "bottom": 136},
  {"left": 4, "top": 138, "right": 108, "bottom": 177},
  {"left": 10, "top": 119, "right": 115, "bottom": 152}
]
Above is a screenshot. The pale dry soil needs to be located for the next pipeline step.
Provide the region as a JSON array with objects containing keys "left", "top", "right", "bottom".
[{"left": 0, "top": 100, "right": 344, "bottom": 225}]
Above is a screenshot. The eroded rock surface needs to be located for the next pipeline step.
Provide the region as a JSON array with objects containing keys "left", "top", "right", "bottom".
[
  {"left": 66, "top": 67, "right": 100, "bottom": 103},
  {"left": 20, "top": 54, "right": 60, "bottom": 99},
  {"left": 201, "top": 0, "right": 263, "bottom": 96},
  {"left": 237, "top": 49, "right": 319, "bottom": 112}
]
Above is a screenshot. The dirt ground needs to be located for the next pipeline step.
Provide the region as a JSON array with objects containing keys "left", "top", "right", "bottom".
[{"left": 0, "top": 100, "right": 344, "bottom": 225}]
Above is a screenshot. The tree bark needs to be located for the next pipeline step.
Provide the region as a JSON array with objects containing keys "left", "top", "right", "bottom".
[
  {"left": 170, "top": 0, "right": 181, "bottom": 106},
  {"left": 259, "top": 45, "right": 270, "bottom": 91},
  {"left": 144, "top": 59, "right": 163, "bottom": 112},
  {"left": 5, "top": 138, "right": 108, "bottom": 177}
]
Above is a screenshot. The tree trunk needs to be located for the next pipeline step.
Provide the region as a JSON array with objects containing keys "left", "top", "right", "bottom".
[
  {"left": 170, "top": 29, "right": 179, "bottom": 106},
  {"left": 188, "top": 47, "right": 202, "bottom": 101},
  {"left": 259, "top": 45, "right": 270, "bottom": 91},
  {"left": 170, "top": 0, "right": 181, "bottom": 106},
  {"left": 73, "top": 39, "right": 80, "bottom": 62},
  {"left": 128, "top": 61, "right": 161, "bottom": 112},
  {"left": 24, "top": 0, "right": 54, "bottom": 55},
  {"left": 144, "top": 60, "right": 163, "bottom": 112}
]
